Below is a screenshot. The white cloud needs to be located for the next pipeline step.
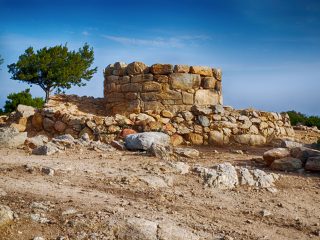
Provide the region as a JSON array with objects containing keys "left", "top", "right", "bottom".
[
  {"left": 102, "top": 34, "right": 211, "bottom": 48},
  {"left": 82, "top": 31, "right": 89, "bottom": 36}
]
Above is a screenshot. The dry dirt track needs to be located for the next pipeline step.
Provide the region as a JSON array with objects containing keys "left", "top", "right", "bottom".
[{"left": 0, "top": 144, "right": 320, "bottom": 240}]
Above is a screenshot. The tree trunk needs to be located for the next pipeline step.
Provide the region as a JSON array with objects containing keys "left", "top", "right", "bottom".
[{"left": 45, "top": 89, "right": 50, "bottom": 103}]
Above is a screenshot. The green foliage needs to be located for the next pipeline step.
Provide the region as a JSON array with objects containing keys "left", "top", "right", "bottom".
[
  {"left": 286, "top": 110, "right": 320, "bottom": 129},
  {"left": 1, "top": 89, "right": 44, "bottom": 113},
  {"left": 8, "top": 43, "right": 97, "bottom": 102}
]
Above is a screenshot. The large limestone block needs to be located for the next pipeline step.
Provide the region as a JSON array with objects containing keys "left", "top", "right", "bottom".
[
  {"left": 194, "top": 90, "right": 220, "bottom": 105},
  {"left": 190, "top": 66, "right": 213, "bottom": 77},
  {"left": 126, "top": 61, "right": 149, "bottom": 75},
  {"left": 16, "top": 104, "right": 35, "bottom": 118},
  {"left": 143, "top": 81, "right": 162, "bottom": 92},
  {"left": 185, "top": 133, "right": 203, "bottom": 145},
  {"left": 170, "top": 73, "right": 201, "bottom": 90},
  {"left": 131, "top": 74, "right": 153, "bottom": 83},
  {"left": 263, "top": 148, "right": 290, "bottom": 165},
  {"left": 143, "top": 101, "right": 165, "bottom": 112},
  {"left": 202, "top": 77, "right": 216, "bottom": 89},
  {"left": 150, "top": 64, "right": 173, "bottom": 75},
  {"left": 124, "top": 132, "right": 170, "bottom": 151},
  {"left": 233, "top": 134, "right": 266, "bottom": 146},
  {"left": 174, "top": 64, "right": 190, "bottom": 73}
]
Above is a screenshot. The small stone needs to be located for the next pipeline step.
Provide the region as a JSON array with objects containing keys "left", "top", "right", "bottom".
[
  {"left": 41, "top": 167, "right": 55, "bottom": 176},
  {"left": 197, "top": 115, "right": 210, "bottom": 127},
  {"left": 170, "top": 134, "right": 184, "bottom": 146},
  {"left": 174, "top": 147, "right": 200, "bottom": 158},
  {"left": 169, "top": 162, "right": 190, "bottom": 174},
  {"left": 260, "top": 209, "right": 272, "bottom": 217}
]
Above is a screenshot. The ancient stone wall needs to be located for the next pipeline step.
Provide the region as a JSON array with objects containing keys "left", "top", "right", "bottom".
[
  {"left": 29, "top": 95, "right": 295, "bottom": 146},
  {"left": 104, "top": 62, "right": 223, "bottom": 115}
]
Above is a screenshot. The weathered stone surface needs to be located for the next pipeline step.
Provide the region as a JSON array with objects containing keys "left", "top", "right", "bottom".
[
  {"left": 143, "top": 101, "right": 165, "bottom": 112},
  {"left": 121, "top": 83, "right": 142, "bottom": 92},
  {"left": 150, "top": 63, "right": 173, "bottom": 75},
  {"left": 190, "top": 66, "right": 213, "bottom": 77},
  {"left": 197, "top": 115, "right": 210, "bottom": 127},
  {"left": 202, "top": 77, "right": 216, "bottom": 89},
  {"left": 181, "top": 91, "right": 194, "bottom": 105},
  {"left": 0, "top": 127, "right": 27, "bottom": 147},
  {"left": 154, "top": 74, "right": 168, "bottom": 83},
  {"left": 119, "top": 128, "right": 137, "bottom": 139},
  {"left": 212, "top": 68, "right": 222, "bottom": 80},
  {"left": 161, "top": 110, "right": 173, "bottom": 118},
  {"left": 170, "top": 134, "right": 184, "bottom": 146},
  {"left": 32, "top": 112, "right": 43, "bottom": 130},
  {"left": 43, "top": 118, "right": 55, "bottom": 132},
  {"left": 185, "top": 133, "right": 203, "bottom": 145},
  {"left": 54, "top": 121, "right": 67, "bottom": 132},
  {"left": 0, "top": 205, "right": 14, "bottom": 227},
  {"left": 175, "top": 147, "right": 200, "bottom": 158},
  {"left": 169, "top": 161, "right": 190, "bottom": 174},
  {"left": 16, "top": 104, "right": 35, "bottom": 118},
  {"left": 233, "top": 134, "right": 266, "bottom": 146},
  {"left": 270, "top": 157, "right": 303, "bottom": 171},
  {"left": 32, "top": 142, "right": 59, "bottom": 155},
  {"left": 263, "top": 148, "right": 290, "bottom": 165},
  {"left": 170, "top": 73, "right": 201, "bottom": 90},
  {"left": 174, "top": 64, "right": 190, "bottom": 73},
  {"left": 25, "top": 135, "right": 49, "bottom": 149},
  {"left": 158, "top": 221, "right": 200, "bottom": 240},
  {"left": 126, "top": 61, "right": 148, "bottom": 75},
  {"left": 124, "top": 132, "right": 170, "bottom": 151},
  {"left": 118, "top": 217, "right": 158, "bottom": 240},
  {"left": 142, "top": 81, "right": 162, "bottom": 92},
  {"left": 194, "top": 90, "right": 220, "bottom": 105},
  {"left": 209, "top": 130, "right": 229, "bottom": 145},
  {"left": 305, "top": 156, "right": 320, "bottom": 171},
  {"left": 131, "top": 74, "right": 153, "bottom": 83}
]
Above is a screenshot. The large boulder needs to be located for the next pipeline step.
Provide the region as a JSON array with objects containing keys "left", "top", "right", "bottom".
[
  {"left": 0, "top": 127, "right": 27, "bottom": 147},
  {"left": 263, "top": 148, "right": 290, "bottom": 165},
  {"left": 290, "top": 147, "right": 320, "bottom": 165},
  {"left": 270, "top": 157, "right": 303, "bottom": 171},
  {"left": 124, "top": 132, "right": 170, "bottom": 151},
  {"left": 305, "top": 156, "right": 320, "bottom": 171},
  {"left": 16, "top": 104, "right": 35, "bottom": 118}
]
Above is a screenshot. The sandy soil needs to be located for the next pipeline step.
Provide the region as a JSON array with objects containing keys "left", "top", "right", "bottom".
[{"left": 0, "top": 133, "right": 320, "bottom": 240}]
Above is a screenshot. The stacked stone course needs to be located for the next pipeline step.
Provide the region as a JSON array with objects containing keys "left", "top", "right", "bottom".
[
  {"left": 104, "top": 62, "right": 223, "bottom": 115},
  {"left": 33, "top": 95, "right": 294, "bottom": 146}
]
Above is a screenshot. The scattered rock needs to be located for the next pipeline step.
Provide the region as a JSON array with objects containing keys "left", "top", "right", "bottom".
[
  {"left": 260, "top": 209, "right": 272, "bottom": 217},
  {"left": 32, "top": 142, "right": 60, "bottom": 156},
  {"left": 124, "top": 132, "right": 170, "bottom": 151},
  {"left": 139, "top": 175, "right": 168, "bottom": 188},
  {"left": 263, "top": 148, "right": 290, "bottom": 165},
  {"left": 33, "top": 237, "right": 45, "bottom": 240},
  {"left": 238, "top": 167, "right": 255, "bottom": 186},
  {"left": 62, "top": 208, "right": 77, "bottom": 215},
  {"left": 174, "top": 147, "right": 200, "bottom": 158},
  {"left": 0, "top": 127, "right": 27, "bottom": 147},
  {"left": 169, "top": 162, "right": 190, "bottom": 174},
  {"left": 270, "top": 157, "right": 303, "bottom": 171},
  {"left": 30, "top": 213, "right": 50, "bottom": 223},
  {"left": 111, "top": 140, "right": 125, "bottom": 150},
  {"left": 148, "top": 143, "right": 173, "bottom": 160},
  {"left": 0, "top": 205, "right": 14, "bottom": 227},
  {"left": 41, "top": 167, "right": 55, "bottom": 176},
  {"left": 25, "top": 135, "right": 49, "bottom": 149},
  {"left": 230, "top": 149, "right": 244, "bottom": 155}
]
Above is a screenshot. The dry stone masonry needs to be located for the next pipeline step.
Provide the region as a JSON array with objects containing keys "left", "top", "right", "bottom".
[{"left": 104, "top": 62, "right": 223, "bottom": 115}]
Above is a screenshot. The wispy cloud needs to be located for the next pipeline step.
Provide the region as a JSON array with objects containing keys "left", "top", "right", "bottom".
[
  {"left": 82, "top": 31, "right": 89, "bottom": 36},
  {"left": 102, "top": 34, "right": 211, "bottom": 48}
]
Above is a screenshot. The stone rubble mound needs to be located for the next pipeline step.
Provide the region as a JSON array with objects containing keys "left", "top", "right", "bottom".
[
  {"left": 193, "top": 163, "right": 279, "bottom": 191},
  {"left": 263, "top": 139, "right": 320, "bottom": 171}
]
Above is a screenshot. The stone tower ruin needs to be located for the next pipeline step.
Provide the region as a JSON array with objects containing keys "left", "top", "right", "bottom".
[{"left": 103, "top": 62, "right": 223, "bottom": 115}]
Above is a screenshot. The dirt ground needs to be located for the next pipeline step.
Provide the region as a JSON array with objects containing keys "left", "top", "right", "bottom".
[{"left": 0, "top": 131, "right": 320, "bottom": 240}]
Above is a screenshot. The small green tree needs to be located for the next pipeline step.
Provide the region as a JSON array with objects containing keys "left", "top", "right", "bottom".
[
  {"left": 8, "top": 43, "right": 97, "bottom": 102},
  {"left": 2, "top": 89, "right": 45, "bottom": 113}
]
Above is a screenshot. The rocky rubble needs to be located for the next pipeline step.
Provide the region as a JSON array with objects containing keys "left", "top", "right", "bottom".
[
  {"left": 263, "top": 141, "right": 320, "bottom": 172},
  {"left": 193, "top": 163, "right": 279, "bottom": 191}
]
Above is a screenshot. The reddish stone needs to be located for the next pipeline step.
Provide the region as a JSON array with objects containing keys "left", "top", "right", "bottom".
[{"left": 119, "top": 128, "right": 137, "bottom": 139}]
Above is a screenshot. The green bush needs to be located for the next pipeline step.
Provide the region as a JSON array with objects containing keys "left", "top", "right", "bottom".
[
  {"left": 286, "top": 110, "right": 320, "bottom": 129},
  {"left": 1, "top": 89, "right": 44, "bottom": 113}
]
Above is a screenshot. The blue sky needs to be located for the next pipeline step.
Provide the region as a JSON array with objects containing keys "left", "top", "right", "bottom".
[{"left": 0, "top": 0, "right": 319, "bottom": 115}]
